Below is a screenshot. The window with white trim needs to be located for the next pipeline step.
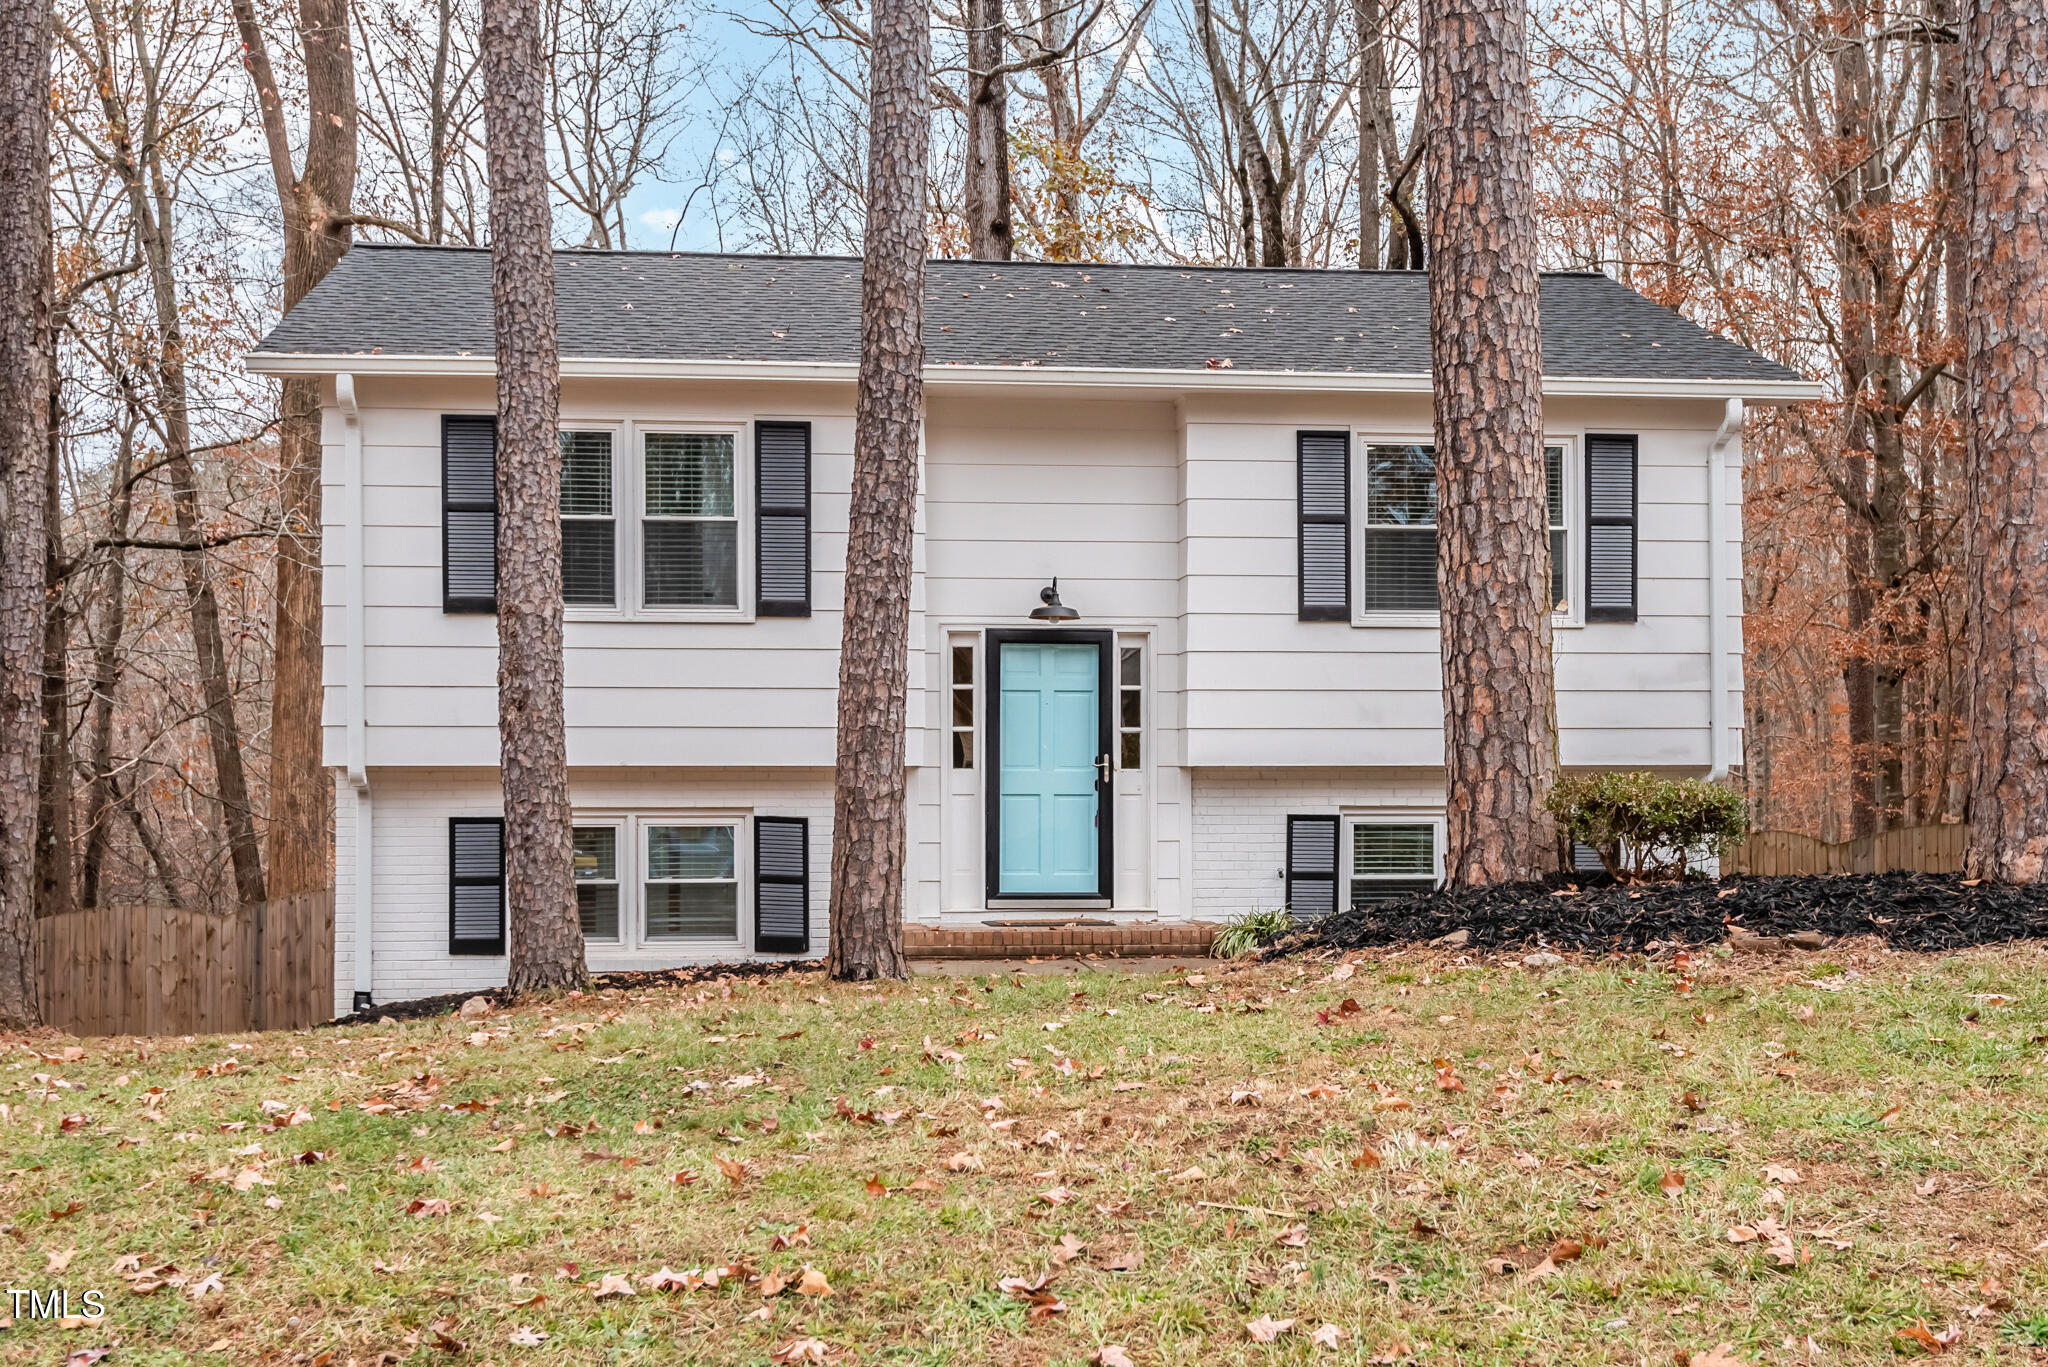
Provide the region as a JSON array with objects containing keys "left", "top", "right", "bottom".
[
  {"left": 644, "top": 823, "right": 739, "bottom": 940},
  {"left": 1361, "top": 441, "right": 1574, "bottom": 617},
  {"left": 1117, "top": 644, "right": 1142, "bottom": 768},
  {"left": 950, "top": 643, "right": 975, "bottom": 769},
  {"left": 1348, "top": 817, "right": 1445, "bottom": 908},
  {"left": 642, "top": 432, "right": 739, "bottom": 609},
  {"left": 560, "top": 431, "right": 616, "bottom": 606},
  {"left": 573, "top": 824, "right": 621, "bottom": 942}
]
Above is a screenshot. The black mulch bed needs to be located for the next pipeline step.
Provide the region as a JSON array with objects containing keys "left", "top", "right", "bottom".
[
  {"left": 1275, "top": 872, "right": 2048, "bottom": 956},
  {"left": 323, "top": 958, "right": 823, "bottom": 1026}
]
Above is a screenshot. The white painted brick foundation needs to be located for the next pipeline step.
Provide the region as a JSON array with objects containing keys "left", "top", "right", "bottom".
[
  {"left": 335, "top": 767, "right": 833, "bottom": 1016},
  {"left": 1188, "top": 767, "right": 1446, "bottom": 918}
]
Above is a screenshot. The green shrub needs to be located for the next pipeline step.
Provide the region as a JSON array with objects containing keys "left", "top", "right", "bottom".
[
  {"left": 1211, "top": 906, "right": 1293, "bottom": 959},
  {"left": 1545, "top": 771, "right": 1748, "bottom": 881}
]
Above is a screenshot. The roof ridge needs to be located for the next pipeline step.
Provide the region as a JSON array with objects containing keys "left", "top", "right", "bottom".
[{"left": 341, "top": 242, "right": 1611, "bottom": 279}]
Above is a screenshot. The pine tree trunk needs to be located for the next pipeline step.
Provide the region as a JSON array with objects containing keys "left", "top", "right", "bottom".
[
  {"left": 232, "top": 0, "right": 360, "bottom": 900},
  {"left": 483, "top": 0, "right": 583, "bottom": 990},
  {"left": 1421, "top": 0, "right": 1558, "bottom": 884},
  {"left": 0, "top": 0, "right": 52, "bottom": 1024},
  {"left": 828, "top": 0, "right": 927, "bottom": 982},
  {"left": 964, "top": 0, "right": 1012, "bottom": 260},
  {"left": 1963, "top": 0, "right": 2048, "bottom": 883}
]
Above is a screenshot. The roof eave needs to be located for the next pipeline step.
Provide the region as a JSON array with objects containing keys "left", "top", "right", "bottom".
[{"left": 242, "top": 350, "right": 1827, "bottom": 403}]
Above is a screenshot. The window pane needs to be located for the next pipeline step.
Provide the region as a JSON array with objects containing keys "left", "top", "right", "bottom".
[
  {"left": 562, "top": 520, "right": 615, "bottom": 606},
  {"left": 1545, "top": 444, "right": 1565, "bottom": 528},
  {"left": 644, "top": 520, "right": 738, "bottom": 607},
  {"left": 1366, "top": 444, "right": 1437, "bottom": 526},
  {"left": 1120, "top": 690, "right": 1140, "bottom": 729},
  {"left": 1353, "top": 824, "right": 1435, "bottom": 876},
  {"left": 1120, "top": 731, "right": 1141, "bottom": 769},
  {"left": 647, "top": 825, "right": 735, "bottom": 880},
  {"left": 1349, "top": 877, "right": 1436, "bottom": 909},
  {"left": 952, "top": 644, "right": 973, "bottom": 685},
  {"left": 644, "top": 433, "right": 734, "bottom": 517},
  {"left": 644, "top": 883, "right": 739, "bottom": 939},
  {"left": 1362, "top": 528, "right": 1439, "bottom": 612},
  {"left": 1120, "top": 646, "right": 1140, "bottom": 686},
  {"left": 952, "top": 688, "right": 973, "bottom": 728},
  {"left": 1550, "top": 527, "right": 1567, "bottom": 612},
  {"left": 572, "top": 828, "right": 616, "bottom": 880},
  {"left": 952, "top": 731, "right": 974, "bottom": 769},
  {"left": 578, "top": 884, "right": 619, "bottom": 939},
  {"left": 560, "top": 432, "right": 613, "bottom": 516}
]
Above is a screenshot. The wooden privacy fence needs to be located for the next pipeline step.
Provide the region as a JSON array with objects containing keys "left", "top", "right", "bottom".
[
  {"left": 1721, "top": 823, "right": 1969, "bottom": 877},
  {"left": 37, "top": 890, "right": 334, "bottom": 1037}
]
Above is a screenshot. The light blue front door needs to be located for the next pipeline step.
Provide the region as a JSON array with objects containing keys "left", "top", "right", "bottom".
[{"left": 997, "top": 642, "right": 1101, "bottom": 895}]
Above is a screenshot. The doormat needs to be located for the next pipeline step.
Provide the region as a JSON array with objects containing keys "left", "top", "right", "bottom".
[{"left": 980, "top": 917, "right": 1117, "bottom": 929}]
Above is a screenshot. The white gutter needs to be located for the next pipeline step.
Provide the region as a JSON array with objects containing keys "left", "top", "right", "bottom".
[
  {"left": 245, "top": 350, "right": 1828, "bottom": 404},
  {"left": 337, "top": 374, "right": 375, "bottom": 1008},
  {"left": 1706, "top": 397, "right": 1742, "bottom": 781}
]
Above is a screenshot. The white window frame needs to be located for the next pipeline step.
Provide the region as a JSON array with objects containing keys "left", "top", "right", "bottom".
[
  {"left": 1342, "top": 810, "right": 1447, "bottom": 910},
  {"left": 1351, "top": 430, "right": 1584, "bottom": 629},
  {"left": 558, "top": 423, "right": 626, "bottom": 615},
  {"left": 948, "top": 636, "right": 977, "bottom": 771},
  {"left": 568, "top": 811, "right": 754, "bottom": 963},
  {"left": 637, "top": 815, "right": 748, "bottom": 951},
  {"left": 556, "top": 416, "right": 757, "bottom": 623},
  {"left": 571, "top": 819, "right": 627, "bottom": 946},
  {"left": 633, "top": 422, "right": 752, "bottom": 621}
]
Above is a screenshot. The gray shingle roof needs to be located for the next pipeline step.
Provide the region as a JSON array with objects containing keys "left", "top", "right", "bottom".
[{"left": 254, "top": 244, "right": 1805, "bottom": 384}]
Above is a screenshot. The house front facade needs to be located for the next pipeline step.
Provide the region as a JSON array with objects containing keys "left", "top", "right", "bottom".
[{"left": 248, "top": 246, "right": 1821, "bottom": 1015}]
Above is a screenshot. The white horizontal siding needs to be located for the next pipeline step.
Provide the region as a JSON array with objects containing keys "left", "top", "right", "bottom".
[{"left": 1179, "top": 395, "right": 1740, "bottom": 771}]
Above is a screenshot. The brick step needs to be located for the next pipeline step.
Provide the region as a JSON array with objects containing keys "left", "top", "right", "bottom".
[{"left": 904, "top": 921, "right": 1217, "bottom": 960}]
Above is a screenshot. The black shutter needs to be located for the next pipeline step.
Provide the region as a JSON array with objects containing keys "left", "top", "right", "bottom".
[
  {"left": 1285, "top": 814, "right": 1341, "bottom": 919},
  {"left": 753, "top": 816, "right": 809, "bottom": 954},
  {"left": 1297, "top": 431, "right": 1351, "bottom": 620},
  {"left": 755, "top": 421, "right": 811, "bottom": 617},
  {"left": 448, "top": 817, "right": 505, "bottom": 955},
  {"left": 443, "top": 415, "right": 498, "bottom": 613},
  {"left": 1585, "top": 433, "right": 1638, "bottom": 623}
]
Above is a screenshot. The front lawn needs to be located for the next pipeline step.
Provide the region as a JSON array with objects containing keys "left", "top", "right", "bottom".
[{"left": 4, "top": 942, "right": 2047, "bottom": 1365}]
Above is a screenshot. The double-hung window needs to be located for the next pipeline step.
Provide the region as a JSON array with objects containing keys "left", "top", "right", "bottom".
[
  {"left": 642, "top": 432, "right": 739, "bottom": 609},
  {"left": 644, "top": 823, "right": 740, "bottom": 941},
  {"left": 1348, "top": 817, "right": 1444, "bottom": 908},
  {"left": 560, "top": 431, "right": 617, "bottom": 606},
  {"left": 573, "top": 825, "right": 622, "bottom": 941},
  {"left": 1360, "top": 441, "right": 1573, "bottom": 617}
]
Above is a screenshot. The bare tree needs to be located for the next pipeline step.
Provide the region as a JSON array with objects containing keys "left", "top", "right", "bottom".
[
  {"left": 1425, "top": 0, "right": 1557, "bottom": 883},
  {"left": 59, "top": 1, "right": 268, "bottom": 909},
  {"left": 828, "top": 0, "right": 926, "bottom": 982},
  {"left": 545, "top": 0, "right": 695, "bottom": 248},
  {"left": 232, "top": 0, "right": 362, "bottom": 905},
  {"left": 1963, "top": 0, "right": 2048, "bottom": 882},
  {"left": 962, "top": 0, "right": 1013, "bottom": 257},
  {"left": 355, "top": 0, "right": 488, "bottom": 243},
  {"left": 0, "top": 0, "right": 54, "bottom": 1022},
  {"left": 482, "top": 0, "right": 583, "bottom": 990}
]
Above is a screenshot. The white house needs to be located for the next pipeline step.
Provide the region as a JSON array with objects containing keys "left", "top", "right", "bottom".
[{"left": 247, "top": 245, "right": 1822, "bottom": 1014}]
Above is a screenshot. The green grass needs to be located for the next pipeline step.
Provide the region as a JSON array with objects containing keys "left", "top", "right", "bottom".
[{"left": 2, "top": 943, "right": 2047, "bottom": 1364}]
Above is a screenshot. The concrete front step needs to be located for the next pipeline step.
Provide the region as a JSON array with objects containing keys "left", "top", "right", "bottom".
[{"left": 904, "top": 920, "right": 1218, "bottom": 960}]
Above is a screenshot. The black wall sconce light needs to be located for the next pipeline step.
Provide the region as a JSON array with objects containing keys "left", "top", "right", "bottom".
[{"left": 1028, "top": 578, "right": 1079, "bottom": 622}]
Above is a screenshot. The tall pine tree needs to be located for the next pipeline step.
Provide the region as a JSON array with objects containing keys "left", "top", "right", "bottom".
[
  {"left": 1963, "top": 0, "right": 2048, "bottom": 882},
  {"left": 1422, "top": 0, "right": 1558, "bottom": 882},
  {"left": 482, "top": 0, "right": 584, "bottom": 988},
  {"left": 827, "top": 0, "right": 929, "bottom": 980}
]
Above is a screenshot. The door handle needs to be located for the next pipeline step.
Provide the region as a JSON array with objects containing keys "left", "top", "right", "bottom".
[{"left": 1096, "top": 753, "right": 1112, "bottom": 787}]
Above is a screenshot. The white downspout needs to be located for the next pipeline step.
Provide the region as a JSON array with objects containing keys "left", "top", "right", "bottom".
[
  {"left": 1706, "top": 397, "right": 1743, "bottom": 782},
  {"left": 338, "top": 374, "right": 375, "bottom": 1010}
]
